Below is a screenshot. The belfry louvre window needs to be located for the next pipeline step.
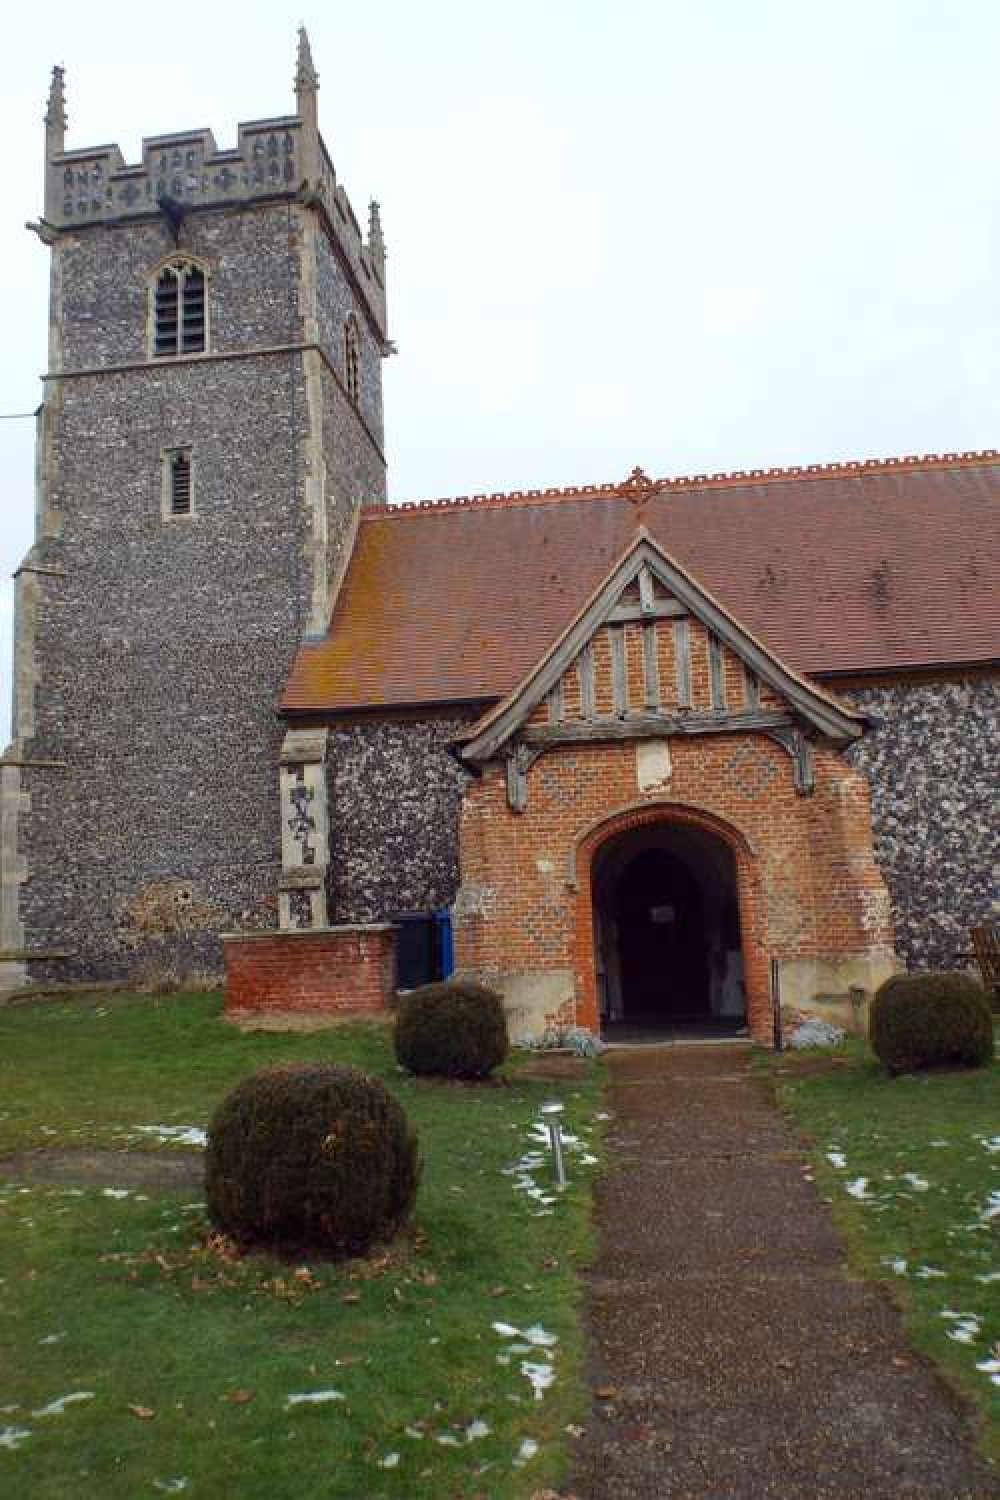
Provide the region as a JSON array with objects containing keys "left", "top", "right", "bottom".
[
  {"left": 165, "top": 449, "right": 193, "bottom": 516},
  {"left": 344, "top": 315, "right": 360, "bottom": 404},
  {"left": 153, "top": 262, "right": 206, "bottom": 357}
]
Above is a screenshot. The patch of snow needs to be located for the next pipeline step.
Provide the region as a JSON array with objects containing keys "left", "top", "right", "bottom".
[
  {"left": 846, "top": 1177, "right": 871, "bottom": 1200},
  {"left": 974, "top": 1271, "right": 1000, "bottom": 1284},
  {"left": 521, "top": 1324, "right": 557, "bottom": 1347},
  {"left": 940, "top": 1310, "right": 981, "bottom": 1345},
  {"left": 826, "top": 1151, "right": 847, "bottom": 1169},
  {"left": 513, "top": 1437, "right": 539, "bottom": 1466},
  {"left": 977, "top": 1135, "right": 1000, "bottom": 1154},
  {"left": 981, "top": 1190, "right": 1000, "bottom": 1223},
  {"left": 152, "top": 1481, "right": 189, "bottom": 1494},
  {"left": 521, "top": 1360, "right": 556, "bottom": 1400},
  {"left": 31, "top": 1392, "right": 94, "bottom": 1418},
  {"left": 882, "top": 1257, "right": 908, "bottom": 1276},
  {"left": 902, "top": 1173, "right": 930, "bottom": 1192},
  {"left": 404, "top": 1426, "right": 425, "bottom": 1440},
  {"left": 929, "top": 1139, "right": 950, "bottom": 1148},
  {"left": 436, "top": 1433, "right": 461, "bottom": 1447},
  {"left": 378, "top": 1453, "right": 400, "bottom": 1468},
  {"left": 465, "top": 1419, "right": 491, "bottom": 1441},
  {"left": 492, "top": 1321, "right": 557, "bottom": 1347},
  {"left": 0, "top": 1427, "right": 32, "bottom": 1451},
  {"left": 102, "top": 1189, "right": 130, "bottom": 1201},
  {"left": 38, "top": 1332, "right": 67, "bottom": 1345},
  {"left": 914, "top": 1265, "right": 946, "bottom": 1279},
  {"left": 133, "top": 1126, "right": 207, "bottom": 1148},
  {"left": 283, "top": 1390, "right": 345, "bottom": 1409}
]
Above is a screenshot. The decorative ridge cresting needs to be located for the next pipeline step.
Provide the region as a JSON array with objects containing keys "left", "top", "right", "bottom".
[{"left": 361, "top": 448, "right": 1000, "bottom": 519}]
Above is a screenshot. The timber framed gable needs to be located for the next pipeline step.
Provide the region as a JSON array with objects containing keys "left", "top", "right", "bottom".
[{"left": 459, "top": 529, "right": 865, "bottom": 810}]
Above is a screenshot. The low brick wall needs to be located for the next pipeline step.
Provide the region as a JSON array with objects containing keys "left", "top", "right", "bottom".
[{"left": 223, "top": 925, "right": 396, "bottom": 1020}]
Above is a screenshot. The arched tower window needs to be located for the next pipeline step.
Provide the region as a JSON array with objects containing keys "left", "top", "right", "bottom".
[
  {"left": 152, "top": 261, "right": 206, "bottom": 358},
  {"left": 344, "top": 314, "right": 360, "bottom": 404}
]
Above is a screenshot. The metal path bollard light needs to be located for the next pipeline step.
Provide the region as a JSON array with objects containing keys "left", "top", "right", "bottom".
[{"left": 540, "top": 1100, "right": 568, "bottom": 1187}]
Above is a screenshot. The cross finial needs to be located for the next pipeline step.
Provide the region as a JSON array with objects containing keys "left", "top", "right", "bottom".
[
  {"left": 45, "top": 65, "right": 67, "bottom": 138},
  {"left": 295, "top": 25, "right": 319, "bottom": 96},
  {"left": 618, "top": 465, "right": 659, "bottom": 508}
]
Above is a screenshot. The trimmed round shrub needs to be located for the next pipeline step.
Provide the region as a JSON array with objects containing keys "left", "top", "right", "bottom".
[
  {"left": 205, "top": 1063, "right": 419, "bottom": 1255},
  {"left": 870, "top": 970, "right": 994, "bottom": 1074},
  {"left": 394, "top": 981, "right": 508, "bottom": 1079}
]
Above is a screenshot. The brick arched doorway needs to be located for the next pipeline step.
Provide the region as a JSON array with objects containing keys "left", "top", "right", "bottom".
[{"left": 572, "top": 802, "right": 771, "bottom": 1041}]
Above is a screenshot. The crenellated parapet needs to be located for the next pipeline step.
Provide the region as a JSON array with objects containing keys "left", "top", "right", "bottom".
[
  {"left": 47, "top": 119, "right": 303, "bottom": 226},
  {"left": 39, "top": 30, "right": 387, "bottom": 339}
]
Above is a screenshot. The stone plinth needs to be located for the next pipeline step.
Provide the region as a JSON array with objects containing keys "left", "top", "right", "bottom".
[{"left": 223, "top": 925, "right": 395, "bottom": 1021}]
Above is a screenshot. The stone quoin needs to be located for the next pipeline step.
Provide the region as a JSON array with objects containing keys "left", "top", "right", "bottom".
[{"left": 2, "top": 35, "right": 997, "bottom": 1042}]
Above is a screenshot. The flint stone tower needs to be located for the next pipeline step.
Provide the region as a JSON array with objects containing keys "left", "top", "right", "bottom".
[{"left": 1, "top": 32, "right": 389, "bottom": 985}]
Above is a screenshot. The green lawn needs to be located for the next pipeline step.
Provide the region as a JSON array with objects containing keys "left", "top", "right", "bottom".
[
  {"left": 0, "top": 992, "right": 605, "bottom": 1498},
  {"left": 762, "top": 1038, "right": 1000, "bottom": 1457}
]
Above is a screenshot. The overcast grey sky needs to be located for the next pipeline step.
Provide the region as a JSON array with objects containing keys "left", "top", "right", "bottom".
[{"left": 3, "top": 0, "right": 1000, "bottom": 737}]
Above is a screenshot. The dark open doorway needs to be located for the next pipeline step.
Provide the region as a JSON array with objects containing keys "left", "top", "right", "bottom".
[{"left": 593, "top": 822, "right": 746, "bottom": 1038}]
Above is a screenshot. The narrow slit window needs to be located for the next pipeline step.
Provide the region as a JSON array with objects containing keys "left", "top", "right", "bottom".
[
  {"left": 153, "top": 262, "right": 206, "bottom": 357},
  {"left": 344, "top": 314, "right": 360, "bottom": 404},
  {"left": 165, "top": 449, "right": 193, "bottom": 517}
]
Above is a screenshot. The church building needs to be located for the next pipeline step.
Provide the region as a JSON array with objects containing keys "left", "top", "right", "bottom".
[{"left": 2, "top": 36, "right": 997, "bottom": 1043}]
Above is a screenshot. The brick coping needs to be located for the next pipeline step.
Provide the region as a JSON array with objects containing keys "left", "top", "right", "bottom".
[{"left": 222, "top": 923, "right": 396, "bottom": 942}]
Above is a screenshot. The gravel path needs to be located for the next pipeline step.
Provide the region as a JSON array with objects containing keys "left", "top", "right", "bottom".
[{"left": 572, "top": 1043, "right": 998, "bottom": 1499}]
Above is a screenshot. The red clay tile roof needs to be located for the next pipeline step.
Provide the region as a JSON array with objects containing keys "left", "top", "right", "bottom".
[{"left": 281, "top": 452, "right": 1000, "bottom": 714}]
